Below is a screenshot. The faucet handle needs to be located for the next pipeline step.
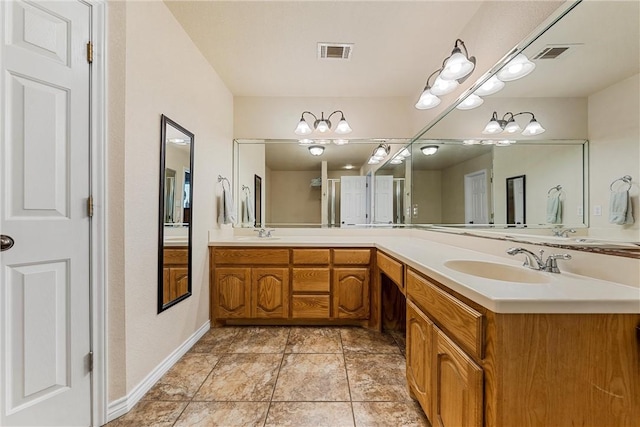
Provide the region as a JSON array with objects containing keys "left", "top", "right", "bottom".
[{"left": 544, "top": 253, "right": 572, "bottom": 273}]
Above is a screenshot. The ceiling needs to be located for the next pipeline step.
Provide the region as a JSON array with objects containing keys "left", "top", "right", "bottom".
[{"left": 164, "top": 1, "right": 483, "bottom": 97}]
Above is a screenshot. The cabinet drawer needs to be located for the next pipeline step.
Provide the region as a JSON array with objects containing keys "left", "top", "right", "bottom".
[
  {"left": 333, "top": 249, "right": 371, "bottom": 265},
  {"left": 377, "top": 251, "right": 404, "bottom": 290},
  {"left": 292, "top": 268, "right": 330, "bottom": 292},
  {"left": 292, "top": 249, "right": 330, "bottom": 265},
  {"left": 291, "top": 295, "right": 330, "bottom": 318},
  {"left": 164, "top": 248, "right": 188, "bottom": 266},
  {"left": 407, "top": 269, "right": 483, "bottom": 359},
  {"left": 213, "top": 248, "right": 289, "bottom": 265}
]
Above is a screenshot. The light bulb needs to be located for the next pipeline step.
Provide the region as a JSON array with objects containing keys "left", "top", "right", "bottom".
[
  {"left": 440, "top": 51, "right": 475, "bottom": 80},
  {"left": 431, "top": 75, "right": 458, "bottom": 96},
  {"left": 294, "top": 119, "right": 313, "bottom": 135},
  {"left": 497, "top": 53, "right": 536, "bottom": 82},
  {"left": 474, "top": 75, "right": 505, "bottom": 96},
  {"left": 482, "top": 119, "right": 503, "bottom": 135},
  {"left": 415, "top": 89, "right": 441, "bottom": 110},
  {"left": 334, "top": 118, "right": 352, "bottom": 134},
  {"left": 455, "top": 94, "right": 484, "bottom": 110},
  {"left": 522, "top": 119, "right": 545, "bottom": 136}
]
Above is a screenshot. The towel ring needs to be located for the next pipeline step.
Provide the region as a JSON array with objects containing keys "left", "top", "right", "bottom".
[
  {"left": 610, "top": 175, "right": 632, "bottom": 192},
  {"left": 547, "top": 185, "right": 562, "bottom": 195}
]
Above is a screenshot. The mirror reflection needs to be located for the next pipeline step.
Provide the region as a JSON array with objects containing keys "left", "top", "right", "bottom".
[{"left": 158, "top": 115, "right": 194, "bottom": 313}]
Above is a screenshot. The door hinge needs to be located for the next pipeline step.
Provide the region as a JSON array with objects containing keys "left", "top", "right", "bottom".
[
  {"left": 86, "top": 41, "right": 93, "bottom": 64},
  {"left": 88, "top": 351, "right": 94, "bottom": 372},
  {"left": 87, "top": 196, "right": 94, "bottom": 218}
]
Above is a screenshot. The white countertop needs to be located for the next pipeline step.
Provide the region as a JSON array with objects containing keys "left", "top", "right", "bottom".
[{"left": 208, "top": 232, "right": 640, "bottom": 314}]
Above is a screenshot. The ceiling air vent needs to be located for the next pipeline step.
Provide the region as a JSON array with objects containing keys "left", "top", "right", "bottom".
[
  {"left": 318, "top": 43, "right": 353, "bottom": 60},
  {"left": 532, "top": 44, "right": 581, "bottom": 60}
]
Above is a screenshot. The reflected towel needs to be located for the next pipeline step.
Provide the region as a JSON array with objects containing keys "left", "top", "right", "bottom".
[
  {"left": 546, "top": 192, "right": 562, "bottom": 224},
  {"left": 609, "top": 190, "right": 634, "bottom": 225},
  {"left": 218, "top": 180, "right": 236, "bottom": 225},
  {"left": 243, "top": 192, "right": 255, "bottom": 225}
]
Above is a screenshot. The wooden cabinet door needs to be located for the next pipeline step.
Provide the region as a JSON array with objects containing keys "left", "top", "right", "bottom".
[
  {"left": 162, "top": 268, "right": 171, "bottom": 305},
  {"left": 214, "top": 267, "right": 251, "bottom": 319},
  {"left": 407, "top": 301, "right": 434, "bottom": 421},
  {"left": 433, "top": 327, "right": 483, "bottom": 427},
  {"left": 333, "top": 268, "right": 370, "bottom": 319},
  {"left": 170, "top": 267, "right": 189, "bottom": 301},
  {"left": 252, "top": 268, "right": 290, "bottom": 318}
]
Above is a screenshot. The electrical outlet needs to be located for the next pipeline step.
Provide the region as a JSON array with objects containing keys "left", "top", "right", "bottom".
[
  {"left": 594, "top": 205, "right": 602, "bottom": 216},
  {"left": 577, "top": 206, "right": 583, "bottom": 216},
  {"left": 413, "top": 204, "right": 418, "bottom": 216}
]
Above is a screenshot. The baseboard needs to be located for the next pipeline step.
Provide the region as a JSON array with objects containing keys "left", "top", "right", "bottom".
[{"left": 106, "top": 320, "right": 210, "bottom": 422}]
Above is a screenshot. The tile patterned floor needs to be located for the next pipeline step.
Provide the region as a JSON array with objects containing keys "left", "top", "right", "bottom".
[{"left": 107, "top": 326, "right": 429, "bottom": 427}]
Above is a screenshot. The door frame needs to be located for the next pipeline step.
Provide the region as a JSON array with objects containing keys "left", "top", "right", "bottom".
[{"left": 86, "top": 1, "right": 107, "bottom": 425}]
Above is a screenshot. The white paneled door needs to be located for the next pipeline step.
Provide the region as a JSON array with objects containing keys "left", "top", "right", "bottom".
[
  {"left": 374, "top": 175, "right": 393, "bottom": 224},
  {"left": 340, "top": 176, "right": 367, "bottom": 226},
  {"left": 1, "top": 1, "right": 92, "bottom": 425},
  {"left": 464, "top": 170, "right": 489, "bottom": 225}
]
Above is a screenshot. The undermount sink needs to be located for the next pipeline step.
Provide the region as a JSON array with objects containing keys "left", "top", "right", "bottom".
[{"left": 444, "top": 260, "right": 551, "bottom": 284}]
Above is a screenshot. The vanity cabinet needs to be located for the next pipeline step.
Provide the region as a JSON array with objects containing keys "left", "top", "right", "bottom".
[
  {"left": 210, "top": 247, "right": 372, "bottom": 324},
  {"left": 407, "top": 271, "right": 483, "bottom": 427},
  {"left": 163, "top": 248, "right": 189, "bottom": 305}
]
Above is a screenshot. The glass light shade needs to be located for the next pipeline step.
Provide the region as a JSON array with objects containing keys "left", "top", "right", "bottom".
[
  {"left": 482, "top": 119, "right": 504, "bottom": 134},
  {"left": 474, "top": 75, "right": 505, "bottom": 96},
  {"left": 334, "top": 118, "right": 352, "bottom": 134},
  {"left": 522, "top": 119, "right": 546, "bottom": 136},
  {"left": 503, "top": 120, "right": 522, "bottom": 134},
  {"left": 495, "top": 140, "right": 515, "bottom": 146},
  {"left": 373, "top": 145, "right": 389, "bottom": 157},
  {"left": 298, "top": 138, "right": 313, "bottom": 144},
  {"left": 390, "top": 158, "right": 403, "bottom": 165},
  {"left": 440, "top": 51, "right": 475, "bottom": 80},
  {"left": 368, "top": 158, "right": 380, "bottom": 165},
  {"left": 414, "top": 89, "right": 441, "bottom": 110},
  {"left": 430, "top": 75, "right": 458, "bottom": 96},
  {"left": 455, "top": 94, "right": 484, "bottom": 110},
  {"left": 497, "top": 53, "right": 536, "bottom": 82},
  {"left": 463, "top": 139, "right": 480, "bottom": 145},
  {"left": 420, "top": 145, "right": 439, "bottom": 156},
  {"left": 398, "top": 148, "right": 411, "bottom": 157},
  {"left": 372, "top": 155, "right": 385, "bottom": 161},
  {"left": 333, "top": 139, "right": 349, "bottom": 145},
  {"left": 315, "top": 119, "right": 330, "bottom": 133},
  {"left": 294, "top": 119, "right": 313, "bottom": 135},
  {"left": 308, "top": 145, "right": 324, "bottom": 156}
]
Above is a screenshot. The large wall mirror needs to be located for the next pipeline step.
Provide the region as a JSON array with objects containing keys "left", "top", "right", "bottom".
[
  {"left": 398, "top": 0, "right": 638, "bottom": 246},
  {"left": 158, "top": 115, "right": 194, "bottom": 313}
]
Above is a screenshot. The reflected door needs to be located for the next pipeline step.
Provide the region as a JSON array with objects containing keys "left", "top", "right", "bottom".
[
  {"left": 1, "top": 1, "right": 92, "bottom": 425},
  {"left": 374, "top": 175, "right": 394, "bottom": 224},
  {"left": 340, "top": 176, "right": 367, "bottom": 226},
  {"left": 464, "top": 170, "right": 489, "bottom": 224}
]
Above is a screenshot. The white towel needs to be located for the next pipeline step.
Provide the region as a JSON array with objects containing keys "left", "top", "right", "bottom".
[
  {"left": 609, "top": 190, "right": 634, "bottom": 225},
  {"left": 243, "top": 191, "right": 255, "bottom": 226},
  {"left": 218, "top": 180, "right": 236, "bottom": 225},
  {"left": 546, "top": 192, "right": 562, "bottom": 224}
]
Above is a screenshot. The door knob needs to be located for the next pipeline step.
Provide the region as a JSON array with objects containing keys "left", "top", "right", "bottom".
[{"left": 1, "top": 235, "right": 14, "bottom": 251}]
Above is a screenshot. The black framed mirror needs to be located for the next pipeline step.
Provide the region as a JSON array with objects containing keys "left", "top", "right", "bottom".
[
  {"left": 158, "top": 115, "right": 194, "bottom": 313},
  {"left": 506, "top": 175, "right": 526, "bottom": 226},
  {"left": 254, "top": 174, "right": 262, "bottom": 227}
]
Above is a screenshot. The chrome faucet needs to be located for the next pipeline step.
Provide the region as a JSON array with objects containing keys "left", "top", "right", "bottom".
[
  {"left": 507, "top": 247, "right": 572, "bottom": 273},
  {"left": 552, "top": 228, "right": 576, "bottom": 238},
  {"left": 253, "top": 228, "right": 274, "bottom": 238}
]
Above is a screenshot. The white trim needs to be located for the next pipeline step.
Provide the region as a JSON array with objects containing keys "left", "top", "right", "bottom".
[
  {"left": 86, "top": 1, "right": 107, "bottom": 425},
  {"left": 106, "top": 321, "right": 211, "bottom": 423}
]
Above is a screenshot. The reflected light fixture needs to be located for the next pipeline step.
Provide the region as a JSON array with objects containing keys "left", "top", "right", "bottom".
[
  {"left": 308, "top": 145, "right": 325, "bottom": 156},
  {"left": 294, "top": 110, "right": 352, "bottom": 135},
  {"left": 420, "top": 145, "right": 439, "bottom": 156},
  {"left": 367, "top": 143, "right": 390, "bottom": 165},
  {"left": 497, "top": 53, "right": 536, "bottom": 82},
  {"left": 455, "top": 93, "right": 484, "bottom": 110},
  {"left": 333, "top": 139, "right": 349, "bottom": 145},
  {"left": 482, "top": 111, "right": 545, "bottom": 136},
  {"left": 474, "top": 75, "right": 505, "bottom": 96},
  {"left": 415, "top": 39, "right": 475, "bottom": 110}
]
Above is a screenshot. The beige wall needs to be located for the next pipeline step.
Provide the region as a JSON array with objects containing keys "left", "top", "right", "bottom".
[
  {"left": 588, "top": 73, "right": 640, "bottom": 240},
  {"left": 412, "top": 170, "right": 443, "bottom": 223},
  {"left": 267, "top": 170, "right": 322, "bottom": 224},
  {"left": 493, "top": 144, "right": 584, "bottom": 226},
  {"left": 237, "top": 143, "right": 265, "bottom": 227},
  {"left": 108, "top": 0, "right": 233, "bottom": 402},
  {"left": 441, "top": 153, "right": 493, "bottom": 224}
]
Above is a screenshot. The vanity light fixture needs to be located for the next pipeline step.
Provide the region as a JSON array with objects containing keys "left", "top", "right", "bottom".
[
  {"left": 308, "top": 145, "right": 325, "bottom": 156},
  {"left": 482, "top": 111, "right": 546, "bottom": 136},
  {"left": 367, "top": 143, "right": 390, "bottom": 165},
  {"left": 420, "top": 145, "right": 439, "bottom": 156},
  {"left": 415, "top": 39, "right": 475, "bottom": 110},
  {"left": 294, "top": 110, "right": 352, "bottom": 136},
  {"left": 497, "top": 53, "right": 536, "bottom": 82}
]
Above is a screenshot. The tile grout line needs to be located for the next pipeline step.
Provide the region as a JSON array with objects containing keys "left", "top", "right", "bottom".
[
  {"left": 262, "top": 327, "right": 291, "bottom": 427},
  {"left": 338, "top": 329, "right": 358, "bottom": 427}
]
